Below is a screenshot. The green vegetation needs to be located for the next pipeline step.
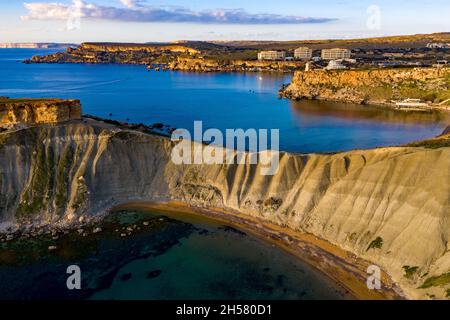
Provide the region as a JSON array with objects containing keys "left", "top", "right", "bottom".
[
  {"left": 419, "top": 272, "right": 450, "bottom": 289},
  {"left": 359, "top": 79, "right": 450, "bottom": 103},
  {"left": 72, "top": 175, "right": 88, "bottom": 210},
  {"left": 55, "top": 145, "right": 74, "bottom": 211},
  {"left": 397, "top": 84, "right": 450, "bottom": 103},
  {"left": 348, "top": 232, "right": 358, "bottom": 242},
  {"left": 407, "top": 135, "right": 450, "bottom": 149},
  {"left": 367, "top": 236, "right": 384, "bottom": 251},
  {"left": 403, "top": 266, "right": 419, "bottom": 279},
  {"left": 446, "top": 289, "right": 450, "bottom": 298},
  {"left": 17, "top": 131, "right": 55, "bottom": 216},
  {"left": 204, "top": 50, "right": 258, "bottom": 62},
  {"left": 263, "top": 197, "right": 283, "bottom": 211},
  {"left": 361, "top": 85, "right": 393, "bottom": 101}
]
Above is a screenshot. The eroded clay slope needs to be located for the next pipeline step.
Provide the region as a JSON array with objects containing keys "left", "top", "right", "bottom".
[{"left": 0, "top": 120, "right": 448, "bottom": 299}]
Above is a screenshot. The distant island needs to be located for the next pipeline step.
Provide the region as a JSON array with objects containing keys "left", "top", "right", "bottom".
[{"left": 0, "top": 42, "right": 77, "bottom": 49}]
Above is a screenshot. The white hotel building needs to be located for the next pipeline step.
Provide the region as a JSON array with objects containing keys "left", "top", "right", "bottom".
[
  {"left": 321, "top": 48, "right": 352, "bottom": 60},
  {"left": 258, "top": 51, "right": 286, "bottom": 61},
  {"left": 294, "top": 47, "right": 313, "bottom": 60}
]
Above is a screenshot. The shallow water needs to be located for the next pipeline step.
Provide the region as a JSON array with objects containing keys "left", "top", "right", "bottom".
[
  {"left": 0, "top": 49, "right": 447, "bottom": 153},
  {"left": 0, "top": 211, "right": 347, "bottom": 300}
]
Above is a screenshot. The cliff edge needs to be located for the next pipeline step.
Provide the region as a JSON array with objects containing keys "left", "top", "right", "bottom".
[
  {"left": 281, "top": 67, "right": 450, "bottom": 109},
  {"left": 0, "top": 98, "right": 82, "bottom": 129},
  {"left": 0, "top": 118, "right": 449, "bottom": 299}
]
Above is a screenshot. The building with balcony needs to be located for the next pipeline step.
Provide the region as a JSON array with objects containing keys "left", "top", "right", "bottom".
[
  {"left": 427, "top": 43, "right": 450, "bottom": 49},
  {"left": 294, "top": 47, "right": 312, "bottom": 60},
  {"left": 258, "top": 51, "right": 286, "bottom": 61},
  {"left": 321, "top": 48, "right": 351, "bottom": 60}
]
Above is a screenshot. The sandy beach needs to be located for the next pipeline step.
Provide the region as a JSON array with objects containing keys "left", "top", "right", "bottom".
[{"left": 112, "top": 201, "right": 406, "bottom": 300}]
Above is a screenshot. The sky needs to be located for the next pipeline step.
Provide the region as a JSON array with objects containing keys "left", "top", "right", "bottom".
[{"left": 0, "top": 0, "right": 449, "bottom": 43}]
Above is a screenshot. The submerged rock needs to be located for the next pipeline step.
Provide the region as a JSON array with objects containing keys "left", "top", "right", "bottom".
[{"left": 146, "top": 270, "right": 162, "bottom": 279}]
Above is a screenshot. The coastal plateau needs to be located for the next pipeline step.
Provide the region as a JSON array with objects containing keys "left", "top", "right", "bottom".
[{"left": 280, "top": 67, "right": 450, "bottom": 109}]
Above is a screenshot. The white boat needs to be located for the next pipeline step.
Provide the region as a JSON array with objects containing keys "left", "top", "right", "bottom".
[{"left": 395, "top": 99, "right": 429, "bottom": 108}]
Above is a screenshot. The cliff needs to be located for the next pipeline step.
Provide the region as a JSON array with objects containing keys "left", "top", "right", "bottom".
[
  {"left": 25, "top": 43, "right": 178, "bottom": 65},
  {"left": 281, "top": 67, "right": 450, "bottom": 108},
  {"left": 168, "top": 57, "right": 302, "bottom": 72},
  {"left": 0, "top": 118, "right": 449, "bottom": 299},
  {"left": 79, "top": 42, "right": 200, "bottom": 54},
  {"left": 0, "top": 98, "right": 82, "bottom": 129},
  {"left": 24, "top": 43, "right": 303, "bottom": 72}
]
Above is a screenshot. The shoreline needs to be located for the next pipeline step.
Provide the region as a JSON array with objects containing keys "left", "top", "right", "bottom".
[
  {"left": 20, "top": 60, "right": 450, "bottom": 113},
  {"left": 112, "top": 201, "right": 406, "bottom": 300},
  {"left": 282, "top": 96, "right": 450, "bottom": 113}
]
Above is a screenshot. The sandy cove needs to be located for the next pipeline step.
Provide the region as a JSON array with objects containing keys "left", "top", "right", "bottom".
[{"left": 112, "top": 201, "right": 406, "bottom": 300}]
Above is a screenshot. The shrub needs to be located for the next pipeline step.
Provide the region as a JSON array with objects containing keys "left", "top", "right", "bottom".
[
  {"left": 419, "top": 272, "right": 450, "bottom": 289},
  {"left": 263, "top": 197, "right": 283, "bottom": 211},
  {"left": 367, "top": 236, "right": 383, "bottom": 251},
  {"left": 403, "top": 266, "right": 419, "bottom": 279}
]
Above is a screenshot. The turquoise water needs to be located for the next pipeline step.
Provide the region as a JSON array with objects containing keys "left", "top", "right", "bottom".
[
  {"left": 0, "top": 49, "right": 447, "bottom": 153},
  {"left": 0, "top": 211, "right": 347, "bottom": 300}
]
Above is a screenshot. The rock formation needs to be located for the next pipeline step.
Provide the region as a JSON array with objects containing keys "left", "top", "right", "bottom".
[
  {"left": 281, "top": 67, "right": 450, "bottom": 107},
  {"left": 25, "top": 42, "right": 303, "bottom": 72},
  {"left": 168, "top": 57, "right": 302, "bottom": 72},
  {"left": 0, "top": 98, "right": 82, "bottom": 129},
  {"left": 0, "top": 118, "right": 449, "bottom": 299}
]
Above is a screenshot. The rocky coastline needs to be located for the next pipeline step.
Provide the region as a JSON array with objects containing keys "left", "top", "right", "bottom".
[
  {"left": 280, "top": 67, "right": 450, "bottom": 111},
  {"left": 0, "top": 113, "right": 449, "bottom": 299},
  {"left": 24, "top": 43, "right": 304, "bottom": 73}
]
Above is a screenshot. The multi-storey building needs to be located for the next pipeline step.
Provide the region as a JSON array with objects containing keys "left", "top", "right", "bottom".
[
  {"left": 294, "top": 47, "right": 313, "bottom": 60},
  {"left": 321, "top": 48, "right": 351, "bottom": 60},
  {"left": 258, "top": 51, "right": 286, "bottom": 61}
]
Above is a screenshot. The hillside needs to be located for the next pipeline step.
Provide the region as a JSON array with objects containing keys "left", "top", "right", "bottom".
[
  {"left": 209, "top": 32, "right": 450, "bottom": 50},
  {"left": 0, "top": 118, "right": 449, "bottom": 299}
]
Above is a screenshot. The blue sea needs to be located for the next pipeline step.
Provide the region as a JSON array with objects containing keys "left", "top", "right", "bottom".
[
  {"left": 0, "top": 48, "right": 447, "bottom": 153},
  {"left": 0, "top": 210, "right": 348, "bottom": 300}
]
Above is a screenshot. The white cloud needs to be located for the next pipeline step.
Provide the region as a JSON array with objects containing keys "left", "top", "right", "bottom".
[
  {"left": 119, "top": 0, "right": 145, "bottom": 9},
  {"left": 22, "top": 0, "right": 336, "bottom": 25},
  {"left": 22, "top": 2, "right": 74, "bottom": 21}
]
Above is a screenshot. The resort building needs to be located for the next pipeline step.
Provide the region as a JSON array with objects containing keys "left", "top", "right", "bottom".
[
  {"left": 258, "top": 51, "right": 286, "bottom": 61},
  {"left": 426, "top": 43, "right": 450, "bottom": 49},
  {"left": 321, "top": 48, "right": 351, "bottom": 60},
  {"left": 294, "top": 47, "right": 313, "bottom": 60}
]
